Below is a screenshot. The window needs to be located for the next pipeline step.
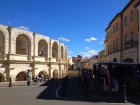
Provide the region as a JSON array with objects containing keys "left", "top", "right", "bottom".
[
  {"left": 130, "top": 31, "right": 134, "bottom": 40},
  {"left": 124, "top": 35, "right": 127, "bottom": 48},
  {"left": 108, "top": 45, "right": 109, "bottom": 54},
  {"left": 124, "top": 15, "right": 127, "bottom": 26},
  {"left": 130, "top": 30, "right": 134, "bottom": 47},
  {"left": 107, "top": 32, "right": 109, "bottom": 39},
  {"left": 116, "top": 22, "right": 118, "bottom": 31},
  {"left": 113, "top": 41, "right": 115, "bottom": 52},
  {"left": 113, "top": 25, "right": 115, "bottom": 34},
  {"left": 116, "top": 39, "right": 118, "bottom": 51},
  {"left": 110, "top": 44, "right": 112, "bottom": 53},
  {"left": 130, "top": 9, "right": 134, "bottom": 22},
  {"left": 110, "top": 30, "right": 112, "bottom": 37}
]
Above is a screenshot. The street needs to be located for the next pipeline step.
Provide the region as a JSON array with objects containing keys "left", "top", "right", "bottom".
[{"left": 0, "top": 77, "right": 139, "bottom": 105}]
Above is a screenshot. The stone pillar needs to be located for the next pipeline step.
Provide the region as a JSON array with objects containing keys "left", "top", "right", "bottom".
[
  {"left": 137, "top": 6, "right": 140, "bottom": 62},
  {"left": 8, "top": 68, "right": 16, "bottom": 82},
  {"left": 59, "top": 64, "right": 62, "bottom": 78},
  {"left": 49, "top": 39, "right": 51, "bottom": 58},
  {"left": 7, "top": 26, "right": 14, "bottom": 54},
  {"left": 33, "top": 32, "right": 37, "bottom": 57},
  {"left": 49, "top": 64, "right": 52, "bottom": 79}
]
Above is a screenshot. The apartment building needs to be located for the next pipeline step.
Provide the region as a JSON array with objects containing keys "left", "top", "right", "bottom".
[
  {"left": 72, "top": 55, "right": 82, "bottom": 70},
  {"left": 105, "top": 0, "right": 139, "bottom": 63},
  {"left": 68, "top": 58, "right": 73, "bottom": 70},
  {"left": 98, "top": 50, "right": 106, "bottom": 62}
]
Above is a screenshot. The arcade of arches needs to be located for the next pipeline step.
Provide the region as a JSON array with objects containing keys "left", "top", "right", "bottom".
[{"left": 0, "top": 25, "right": 68, "bottom": 82}]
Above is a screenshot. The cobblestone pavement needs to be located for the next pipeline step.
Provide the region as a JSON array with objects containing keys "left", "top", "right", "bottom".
[{"left": 0, "top": 78, "right": 139, "bottom": 105}]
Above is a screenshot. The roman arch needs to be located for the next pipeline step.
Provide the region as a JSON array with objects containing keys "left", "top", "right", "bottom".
[
  {"left": 53, "top": 69, "right": 59, "bottom": 79},
  {"left": 52, "top": 41, "right": 59, "bottom": 60},
  {"left": 16, "top": 34, "right": 31, "bottom": 56},
  {"left": 16, "top": 71, "right": 27, "bottom": 81},
  {"left": 0, "top": 24, "right": 68, "bottom": 82},
  {"left": 0, "top": 72, "right": 5, "bottom": 82}
]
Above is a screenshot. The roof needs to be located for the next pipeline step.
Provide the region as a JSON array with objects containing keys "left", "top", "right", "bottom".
[
  {"left": 80, "top": 57, "right": 88, "bottom": 63},
  {"left": 105, "top": 0, "right": 135, "bottom": 31},
  {"left": 72, "top": 57, "right": 82, "bottom": 61},
  {"left": 134, "top": 0, "right": 140, "bottom": 7}
]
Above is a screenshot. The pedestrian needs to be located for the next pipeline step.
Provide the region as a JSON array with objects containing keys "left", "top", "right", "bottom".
[
  {"left": 51, "top": 78, "right": 54, "bottom": 84},
  {"left": 61, "top": 75, "right": 69, "bottom": 97},
  {"left": 81, "top": 69, "right": 91, "bottom": 100}
]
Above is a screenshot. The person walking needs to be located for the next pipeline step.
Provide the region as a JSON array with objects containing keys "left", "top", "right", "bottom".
[{"left": 61, "top": 75, "right": 69, "bottom": 97}]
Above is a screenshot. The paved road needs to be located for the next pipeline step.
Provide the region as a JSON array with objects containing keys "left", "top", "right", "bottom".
[
  {"left": 0, "top": 77, "right": 139, "bottom": 105},
  {"left": 58, "top": 77, "right": 140, "bottom": 105}
]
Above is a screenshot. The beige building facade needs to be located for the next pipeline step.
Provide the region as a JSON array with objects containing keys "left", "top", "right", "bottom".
[
  {"left": 0, "top": 24, "right": 68, "bottom": 82},
  {"left": 105, "top": 0, "right": 139, "bottom": 63}
]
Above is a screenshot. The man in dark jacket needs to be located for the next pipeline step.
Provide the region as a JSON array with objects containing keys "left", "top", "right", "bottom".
[{"left": 61, "top": 75, "right": 69, "bottom": 97}]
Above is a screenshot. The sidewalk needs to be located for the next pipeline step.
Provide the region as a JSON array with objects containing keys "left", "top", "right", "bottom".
[{"left": 0, "top": 81, "right": 46, "bottom": 87}]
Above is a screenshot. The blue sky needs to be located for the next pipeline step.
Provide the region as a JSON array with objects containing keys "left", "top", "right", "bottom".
[{"left": 0, "top": 0, "right": 130, "bottom": 58}]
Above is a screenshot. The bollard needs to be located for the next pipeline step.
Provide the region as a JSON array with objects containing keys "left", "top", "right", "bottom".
[
  {"left": 9, "top": 77, "right": 12, "bottom": 87},
  {"left": 27, "top": 69, "right": 30, "bottom": 86},
  {"left": 123, "top": 85, "right": 127, "bottom": 103},
  {"left": 36, "top": 76, "right": 38, "bottom": 83}
]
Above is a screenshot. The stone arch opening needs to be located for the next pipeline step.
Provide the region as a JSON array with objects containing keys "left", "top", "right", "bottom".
[
  {"left": 0, "top": 31, "right": 5, "bottom": 54},
  {"left": 53, "top": 69, "right": 58, "bottom": 79},
  {"left": 16, "top": 71, "right": 27, "bottom": 81},
  {"left": 38, "top": 40, "right": 48, "bottom": 57},
  {"left": 0, "top": 72, "right": 5, "bottom": 82},
  {"left": 113, "top": 58, "right": 117, "bottom": 62},
  {"left": 123, "top": 58, "right": 133, "bottom": 63},
  {"left": 38, "top": 70, "right": 49, "bottom": 80},
  {"left": 61, "top": 46, "right": 64, "bottom": 60},
  {"left": 52, "top": 42, "right": 58, "bottom": 58},
  {"left": 16, "top": 34, "right": 31, "bottom": 55}
]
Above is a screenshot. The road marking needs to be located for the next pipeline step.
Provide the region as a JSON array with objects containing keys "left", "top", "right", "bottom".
[
  {"left": 56, "top": 85, "right": 61, "bottom": 98},
  {"left": 55, "top": 85, "right": 134, "bottom": 104}
]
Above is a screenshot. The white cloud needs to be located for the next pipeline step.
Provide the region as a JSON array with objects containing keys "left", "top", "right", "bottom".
[
  {"left": 85, "top": 47, "right": 90, "bottom": 49},
  {"left": 99, "top": 37, "right": 105, "bottom": 44},
  {"left": 69, "top": 51, "right": 73, "bottom": 53},
  {"left": 99, "top": 41, "right": 104, "bottom": 44},
  {"left": 58, "top": 37, "right": 70, "bottom": 42},
  {"left": 18, "top": 26, "right": 29, "bottom": 31},
  {"left": 8, "top": 22, "right": 11, "bottom": 24},
  {"left": 80, "top": 50, "right": 99, "bottom": 57},
  {"left": 68, "top": 55, "right": 72, "bottom": 58},
  {"left": 85, "top": 37, "right": 97, "bottom": 42}
]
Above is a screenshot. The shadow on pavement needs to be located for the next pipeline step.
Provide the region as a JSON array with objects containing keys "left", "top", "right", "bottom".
[{"left": 36, "top": 77, "right": 140, "bottom": 104}]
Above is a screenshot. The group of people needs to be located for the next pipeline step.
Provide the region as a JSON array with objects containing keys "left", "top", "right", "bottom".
[
  {"left": 33, "top": 72, "right": 45, "bottom": 82},
  {"left": 78, "top": 69, "right": 92, "bottom": 100}
]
